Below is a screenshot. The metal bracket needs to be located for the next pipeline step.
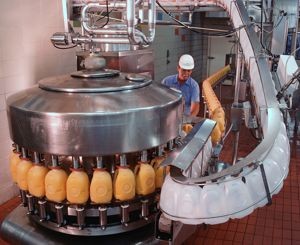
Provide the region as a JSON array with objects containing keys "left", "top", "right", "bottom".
[
  {"left": 155, "top": 211, "right": 173, "bottom": 242},
  {"left": 259, "top": 164, "right": 272, "bottom": 205},
  {"left": 160, "top": 119, "right": 216, "bottom": 171}
]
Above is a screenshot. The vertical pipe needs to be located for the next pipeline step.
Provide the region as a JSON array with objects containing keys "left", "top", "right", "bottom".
[
  {"left": 55, "top": 204, "right": 64, "bottom": 227},
  {"left": 96, "top": 156, "right": 103, "bottom": 169},
  {"left": 232, "top": 41, "right": 242, "bottom": 165},
  {"left": 21, "top": 147, "right": 27, "bottom": 159},
  {"left": 38, "top": 200, "right": 47, "bottom": 221},
  {"left": 33, "top": 152, "right": 40, "bottom": 164},
  {"left": 72, "top": 156, "right": 80, "bottom": 169},
  {"left": 26, "top": 194, "right": 34, "bottom": 213},
  {"left": 141, "top": 150, "right": 148, "bottom": 162},
  {"left": 120, "top": 154, "right": 127, "bottom": 167},
  {"left": 121, "top": 204, "right": 130, "bottom": 225},
  {"left": 99, "top": 206, "right": 107, "bottom": 229},
  {"left": 158, "top": 145, "right": 164, "bottom": 157},
  {"left": 62, "top": 0, "right": 70, "bottom": 33},
  {"left": 232, "top": 131, "right": 240, "bottom": 165},
  {"left": 260, "top": 0, "right": 264, "bottom": 45},
  {"left": 51, "top": 155, "right": 58, "bottom": 167},
  {"left": 76, "top": 207, "right": 85, "bottom": 229},
  {"left": 141, "top": 199, "right": 149, "bottom": 219},
  {"left": 20, "top": 190, "right": 28, "bottom": 207},
  {"left": 234, "top": 43, "right": 242, "bottom": 104},
  {"left": 147, "top": 0, "right": 156, "bottom": 42},
  {"left": 291, "top": 0, "right": 299, "bottom": 54}
]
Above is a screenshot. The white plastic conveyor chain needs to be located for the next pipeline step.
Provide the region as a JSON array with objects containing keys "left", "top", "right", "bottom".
[{"left": 159, "top": 0, "right": 290, "bottom": 225}]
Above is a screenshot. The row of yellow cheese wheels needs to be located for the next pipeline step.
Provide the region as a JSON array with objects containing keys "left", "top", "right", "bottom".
[
  {"left": 202, "top": 81, "right": 226, "bottom": 144},
  {"left": 9, "top": 151, "right": 169, "bottom": 204},
  {"left": 201, "top": 65, "right": 230, "bottom": 144}
]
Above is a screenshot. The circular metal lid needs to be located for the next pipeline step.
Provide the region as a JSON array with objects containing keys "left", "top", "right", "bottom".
[
  {"left": 125, "top": 73, "right": 146, "bottom": 82},
  {"left": 38, "top": 71, "right": 151, "bottom": 93},
  {"left": 70, "top": 69, "right": 119, "bottom": 78}
]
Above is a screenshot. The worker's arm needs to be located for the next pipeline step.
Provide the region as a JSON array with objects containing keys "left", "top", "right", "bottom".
[{"left": 190, "top": 102, "right": 200, "bottom": 116}]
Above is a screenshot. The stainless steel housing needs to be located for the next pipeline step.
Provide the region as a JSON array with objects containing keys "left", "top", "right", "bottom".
[{"left": 7, "top": 72, "right": 183, "bottom": 156}]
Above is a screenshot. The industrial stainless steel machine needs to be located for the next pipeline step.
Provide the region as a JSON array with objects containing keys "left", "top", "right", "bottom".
[{"left": 1, "top": 0, "right": 297, "bottom": 244}]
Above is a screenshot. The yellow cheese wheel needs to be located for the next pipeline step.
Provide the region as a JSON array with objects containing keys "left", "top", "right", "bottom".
[
  {"left": 90, "top": 170, "right": 112, "bottom": 204},
  {"left": 45, "top": 168, "right": 68, "bottom": 202},
  {"left": 211, "top": 125, "right": 222, "bottom": 144},
  {"left": 66, "top": 170, "right": 90, "bottom": 204},
  {"left": 150, "top": 156, "right": 169, "bottom": 188},
  {"left": 212, "top": 108, "right": 225, "bottom": 134},
  {"left": 135, "top": 163, "right": 155, "bottom": 195},
  {"left": 113, "top": 167, "right": 135, "bottom": 201},
  {"left": 16, "top": 159, "right": 33, "bottom": 191},
  {"left": 9, "top": 151, "right": 21, "bottom": 182},
  {"left": 27, "top": 165, "right": 49, "bottom": 198},
  {"left": 182, "top": 124, "right": 193, "bottom": 134}
]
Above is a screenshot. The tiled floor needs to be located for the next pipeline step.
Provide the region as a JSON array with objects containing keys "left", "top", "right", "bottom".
[
  {"left": 184, "top": 133, "right": 300, "bottom": 245},
  {"left": 0, "top": 197, "right": 20, "bottom": 245},
  {"left": 0, "top": 84, "right": 299, "bottom": 244}
]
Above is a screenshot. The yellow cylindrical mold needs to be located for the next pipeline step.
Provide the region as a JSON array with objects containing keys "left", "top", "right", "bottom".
[
  {"left": 16, "top": 159, "right": 33, "bottom": 191},
  {"left": 66, "top": 169, "right": 90, "bottom": 204},
  {"left": 27, "top": 165, "right": 49, "bottom": 198},
  {"left": 45, "top": 168, "right": 68, "bottom": 203},
  {"left": 90, "top": 169, "right": 112, "bottom": 204},
  {"left": 9, "top": 151, "right": 21, "bottom": 183},
  {"left": 135, "top": 163, "right": 155, "bottom": 195},
  {"left": 151, "top": 156, "right": 169, "bottom": 189},
  {"left": 113, "top": 167, "right": 136, "bottom": 201}
]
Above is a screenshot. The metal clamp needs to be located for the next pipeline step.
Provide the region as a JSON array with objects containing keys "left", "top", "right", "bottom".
[
  {"left": 141, "top": 199, "right": 149, "bottom": 219},
  {"left": 98, "top": 206, "right": 107, "bottom": 230},
  {"left": 55, "top": 204, "right": 65, "bottom": 227},
  {"left": 161, "top": 119, "right": 216, "bottom": 171},
  {"left": 121, "top": 204, "right": 130, "bottom": 226},
  {"left": 26, "top": 194, "right": 34, "bottom": 214},
  {"left": 155, "top": 211, "right": 173, "bottom": 242},
  {"left": 76, "top": 207, "right": 85, "bottom": 229},
  {"left": 38, "top": 200, "right": 47, "bottom": 221},
  {"left": 259, "top": 164, "right": 272, "bottom": 205},
  {"left": 20, "top": 190, "right": 28, "bottom": 207}
]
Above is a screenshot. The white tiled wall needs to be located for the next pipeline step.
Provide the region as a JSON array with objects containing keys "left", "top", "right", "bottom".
[{"left": 0, "top": 0, "right": 77, "bottom": 204}]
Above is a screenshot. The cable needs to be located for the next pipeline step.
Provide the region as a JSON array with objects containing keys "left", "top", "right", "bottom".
[
  {"left": 93, "top": 0, "right": 110, "bottom": 28},
  {"left": 101, "top": 0, "right": 110, "bottom": 28}
]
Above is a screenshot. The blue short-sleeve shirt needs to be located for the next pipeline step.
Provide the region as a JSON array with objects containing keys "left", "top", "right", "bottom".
[{"left": 162, "top": 75, "right": 200, "bottom": 116}]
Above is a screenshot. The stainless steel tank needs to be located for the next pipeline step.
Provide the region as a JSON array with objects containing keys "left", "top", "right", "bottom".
[{"left": 7, "top": 70, "right": 183, "bottom": 156}]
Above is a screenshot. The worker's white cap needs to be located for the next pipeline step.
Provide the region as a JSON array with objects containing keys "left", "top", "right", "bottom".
[{"left": 178, "top": 54, "right": 194, "bottom": 70}]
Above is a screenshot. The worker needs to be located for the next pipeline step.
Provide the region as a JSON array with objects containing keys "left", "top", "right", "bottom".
[{"left": 162, "top": 54, "right": 200, "bottom": 116}]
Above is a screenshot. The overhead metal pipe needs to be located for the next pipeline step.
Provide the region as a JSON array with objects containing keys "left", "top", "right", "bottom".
[
  {"left": 81, "top": 3, "right": 128, "bottom": 35},
  {"left": 126, "top": 0, "right": 156, "bottom": 45}
]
